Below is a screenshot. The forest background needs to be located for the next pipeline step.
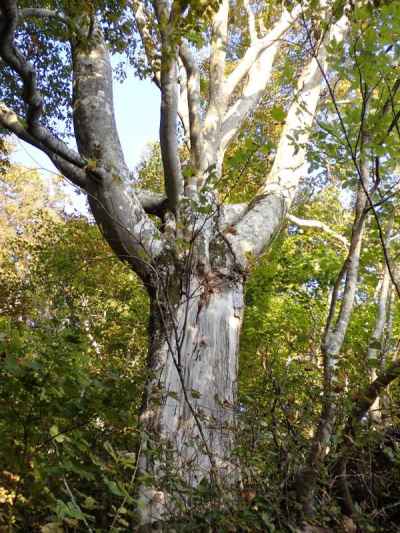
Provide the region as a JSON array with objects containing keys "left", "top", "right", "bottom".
[{"left": 1, "top": 0, "right": 400, "bottom": 531}]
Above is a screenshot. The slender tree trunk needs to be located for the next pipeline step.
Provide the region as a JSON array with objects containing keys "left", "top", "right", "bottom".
[
  {"left": 296, "top": 180, "right": 368, "bottom": 514},
  {"left": 138, "top": 250, "right": 245, "bottom": 522},
  {"left": 368, "top": 261, "right": 391, "bottom": 423},
  {"left": 367, "top": 215, "right": 395, "bottom": 423}
]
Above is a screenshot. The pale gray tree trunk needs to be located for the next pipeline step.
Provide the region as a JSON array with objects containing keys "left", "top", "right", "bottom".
[
  {"left": 367, "top": 260, "right": 392, "bottom": 423},
  {"left": 296, "top": 175, "right": 368, "bottom": 513},
  {"left": 139, "top": 265, "right": 244, "bottom": 522}
]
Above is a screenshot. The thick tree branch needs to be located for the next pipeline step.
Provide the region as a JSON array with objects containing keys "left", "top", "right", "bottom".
[
  {"left": 71, "top": 21, "right": 130, "bottom": 175},
  {"left": 220, "top": 45, "right": 280, "bottom": 155},
  {"left": 159, "top": 53, "right": 183, "bottom": 211},
  {"left": 70, "top": 19, "right": 164, "bottom": 276},
  {"left": 0, "top": 0, "right": 43, "bottom": 133},
  {"left": 133, "top": 1, "right": 189, "bottom": 141},
  {"left": 180, "top": 42, "right": 204, "bottom": 192},
  {"left": 224, "top": 5, "right": 301, "bottom": 101},
  {"left": 0, "top": 1, "right": 87, "bottom": 173},
  {"left": 366, "top": 218, "right": 394, "bottom": 421},
  {"left": 0, "top": 103, "right": 88, "bottom": 189},
  {"left": 220, "top": 6, "right": 301, "bottom": 155},
  {"left": 18, "top": 8, "right": 70, "bottom": 26},
  {"left": 207, "top": 0, "right": 229, "bottom": 113},
  {"left": 0, "top": 104, "right": 88, "bottom": 190},
  {"left": 367, "top": 262, "right": 392, "bottom": 364},
  {"left": 154, "top": 1, "right": 184, "bottom": 212},
  {"left": 177, "top": 62, "right": 190, "bottom": 135},
  {"left": 243, "top": 0, "right": 257, "bottom": 44},
  {"left": 203, "top": 0, "right": 229, "bottom": 173},
  {"left": 0, "top": 104, "right": 85, "bottom": 169},
  {"left": 226, "top": 14, "right": 349, "bottom": 269},
  {"left": 1, "top": 4, "right": 165, "bottom": 277},
  {"left": 323, "top": 186, "right": 367, "bottom": 361}
]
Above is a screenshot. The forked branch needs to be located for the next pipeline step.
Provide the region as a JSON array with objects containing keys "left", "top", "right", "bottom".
[
  {"left": 224, "top": 4, "right": 301, "bottom": 100},
  {"left": 226, "top": 13, "right": 349, "bottom": 268}
]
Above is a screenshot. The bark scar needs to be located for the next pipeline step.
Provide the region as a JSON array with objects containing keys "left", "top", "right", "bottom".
[
  {"left": 195, "top": 271, "right": 221, "bottom": 323},
  {"left": 233, "top": 287, "right": 244, "bottom": 318}
]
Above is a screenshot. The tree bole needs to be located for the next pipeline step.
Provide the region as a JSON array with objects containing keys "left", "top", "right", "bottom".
[{"left": 138, "top": 266, "right": 244, "bottom": 522}]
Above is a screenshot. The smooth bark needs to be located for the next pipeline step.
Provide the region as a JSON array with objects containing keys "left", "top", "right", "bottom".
[
  {"left": 137, "top": 206, "right": 246, "bottom": 521},
  {"left": 367, "top": 217, "right": 395, "bottom": 421}
]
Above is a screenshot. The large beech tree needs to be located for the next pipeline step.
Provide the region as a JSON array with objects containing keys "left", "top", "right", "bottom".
[{"left": 1, "top": 0, "right": 399, "bottom": 524}]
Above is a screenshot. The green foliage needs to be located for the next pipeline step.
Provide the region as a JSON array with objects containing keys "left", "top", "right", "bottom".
[
  {"left": 2, "top": 164, "right": 400, "bottom": 530},
  {"left": 133, "top": 142, "right": 164, "bottom": 193},
  {"left": 2, "top": 1, "right": 400, "bottom": 530},
  {"left": 0, "top": 169, "right": 148, "bottom": 530}
]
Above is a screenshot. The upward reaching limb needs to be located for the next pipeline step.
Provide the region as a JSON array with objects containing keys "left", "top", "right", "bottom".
[
  {"left": 180, "top": 43, "right": 204, "bottom": 193},
  {"left": 159, "top": 50, "right": 183, "bottom": 211},
  {"left": 0, "top": 0, "right": 43, "bottom": 133},
  {"left": 203, "top": 0, "right": 229, "bottom": 172},
  {"left": 296, "top": 133, "right": 370, "bottom": 513},
  {"left": 206, "top": 0, "right": 229, "bottom": 119},
  {"left": 154, "top": 0, "right": 183, "bottom": 213},
  {"left": 243, "top": 0, "right": 257, "bottom": 44},
  {"left": 71, "top": 14, "right": 164, "bottom": 276},
  {"left": 220, "top": 5, "right": 302, "bottom": 156},
  {"left": 224, "top": 5, "right": 301, "bottom": 99},
  {"left": 132, "top": 1, "right": 191, "bottom": 140},
  {"left": 225, "top": 13, "right": 350, "bottom": 270},
  {"left": 367, "top": 217, "right": 395, "bottom": 421},
  {"left": 367, "top": 217, "right": 394, "bottom": 365}
]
